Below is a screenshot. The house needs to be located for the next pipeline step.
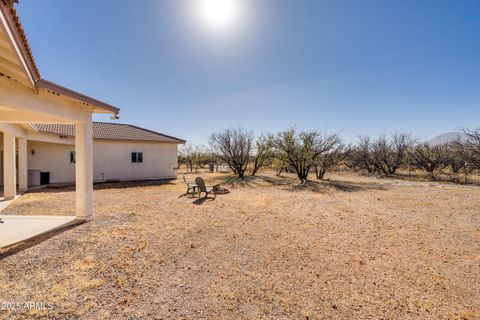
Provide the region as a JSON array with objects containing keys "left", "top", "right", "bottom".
[
  {"left": 21, "top": 122, "right": 184, "bottom": 185},
  {"left": 0, "top": 2, "right": 185, "bottom": 222},
  {"left": 0, "top": 0, "right": 120, "bottom": 221}
]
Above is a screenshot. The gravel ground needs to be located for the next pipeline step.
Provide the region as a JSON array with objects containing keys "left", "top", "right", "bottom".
[{"left": 0, "top": 172, "right": 479, "bottom": 319}]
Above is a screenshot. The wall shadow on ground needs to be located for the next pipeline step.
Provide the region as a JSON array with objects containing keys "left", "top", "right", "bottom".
[{"left": 24, "top": 179, "right": 176, "bottom": 195}]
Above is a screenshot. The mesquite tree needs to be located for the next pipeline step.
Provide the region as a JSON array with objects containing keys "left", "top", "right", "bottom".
[
  {"left": 410, "top": 144, "right": 448, "bottom": 180},
  {"left": 347, "top": 136, "right": 375, "bottom": 174},
  {"left": 274, "top": 128, "right": 341, "bottom": 182},
  {"left": 370, "top": 133, "right": 415, "bottom": 175},
  {"left": 251, "top": 134, "right": 274, "bottom": 176},
  {"left": 272, "top": 158, "right": 289, "bottom": 176},
  {"left": 445, "top": 142, "right": 467, "bottom": 175},
  {"left": 313, "top": 144, "right": 349, "bottom": 180},
  {"left": 209, "top": 128, "right": 253, "bottom": 178},
  {"left": 179, "top": 143, "right": 201, "bottom": 172},
  {"left": 464, "top": 128, "right": 480, "bottom": 170}
]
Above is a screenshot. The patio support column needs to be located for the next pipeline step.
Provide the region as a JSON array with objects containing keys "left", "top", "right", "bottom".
[
  {"left": 18, "top": 137, "right": 28, "bottom": 192},
  {"left": 3, "top": 132, "right": 16, "bottom": 200},
  {"left": 75, "top": 119, "right": 94, "bottom": 221}
]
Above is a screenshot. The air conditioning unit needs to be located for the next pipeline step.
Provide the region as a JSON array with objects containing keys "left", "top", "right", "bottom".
[{"left": 28, "top": 170, "right": 41, "bottom": 187}]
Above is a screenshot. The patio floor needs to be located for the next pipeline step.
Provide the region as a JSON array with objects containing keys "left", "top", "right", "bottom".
[
  {"left": 0, "top": 215, "right": 80, "bottom": 248},
  {"left": 0, "top": 186, "right": 78, "bottom": 249}
]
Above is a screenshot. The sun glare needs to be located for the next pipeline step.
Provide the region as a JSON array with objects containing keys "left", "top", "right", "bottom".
[{"left": 195, "top": 0, "right": 245, "bottom": 34}]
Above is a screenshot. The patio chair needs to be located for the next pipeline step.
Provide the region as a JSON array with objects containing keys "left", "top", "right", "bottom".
[
  {"left": 183, "top": 175, "right": 198, "bottom": 195},
  {"left": 195, "top": 177, "right": 217, "bottom": 199}
]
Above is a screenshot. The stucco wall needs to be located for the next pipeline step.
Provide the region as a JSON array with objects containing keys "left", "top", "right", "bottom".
[
  {"left": 26, "top": 139, "right": 179, "bottom": 184},
  {"left": 92, "top": 140, "right": 178, "bottom": 182},
  {"left": 27, "top": 140, "right": 76, "bottom": 184}
]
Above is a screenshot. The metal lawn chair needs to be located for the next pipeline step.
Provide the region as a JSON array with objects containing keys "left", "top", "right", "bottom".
[
  {"left": 183, "top": 175, "right": 198, "bottom": 195},
  {"left": 195, "top": 177, "right": 217, "bottom": 199}
]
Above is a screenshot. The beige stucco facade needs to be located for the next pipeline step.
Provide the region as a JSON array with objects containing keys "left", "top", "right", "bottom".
[
  {"left": 0, "top": 130, "right": 179, "bottom": 186},
  {"left": 93, "top": 140, "right": 178, "bottom": 182},
  {"left": 24, "top": 138, "right": 178, "bottom": 184}
]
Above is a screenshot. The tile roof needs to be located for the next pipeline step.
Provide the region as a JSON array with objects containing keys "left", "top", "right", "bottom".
[
  {"left": 1, "top": 1, "right": 119, "bottom": 114},
  {"left": 31, "top": 122, "right": 186, "bottom": 144},
  {"left": 1, "top": 0, "right": 40, "bottom": 80}
]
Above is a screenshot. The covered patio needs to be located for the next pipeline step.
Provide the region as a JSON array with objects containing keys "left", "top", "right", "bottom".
[
  {"left": 0, "top": 215, "right": 78, "bottom": 248},
  {"left": 0, "top": 0, "right": 119, "bottom": 248}
]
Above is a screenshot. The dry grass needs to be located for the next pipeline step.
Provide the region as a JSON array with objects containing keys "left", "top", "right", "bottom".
[{"left": 0, "top": 171, "right": 479, "bottom": 319}]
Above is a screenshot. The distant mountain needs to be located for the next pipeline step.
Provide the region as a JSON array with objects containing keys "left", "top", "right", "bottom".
[{"left": 425, "top": 132, "right": 468, "bottom": 146}]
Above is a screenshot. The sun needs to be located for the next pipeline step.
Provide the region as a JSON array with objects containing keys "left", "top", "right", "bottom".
[{"left": 195, "top": 0, "right": 245, "bottom": 34}]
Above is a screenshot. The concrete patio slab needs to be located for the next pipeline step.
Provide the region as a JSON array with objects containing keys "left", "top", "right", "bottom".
[
  {"left": 0, "top": 215, "right": 81, "bottom": 248},
  {"left": 0, "top": 195, "right": 22, "bottom": 213}
]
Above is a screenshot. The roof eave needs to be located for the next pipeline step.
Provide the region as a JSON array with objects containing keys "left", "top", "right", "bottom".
[
  {"left": 94, "top": 138, "right": 187, "bottom": 144},
  {"left": 126, "top": 124, "right": 186, "bottom": 144},
  {"left": 36, "top": 79, "right": 120, "bottom": 115},
  {"left": 0, "top": 1, "right": 119, "bottom": 115},
  {"left": 0, "top": 2, "right": 39, "bottom": 86}
]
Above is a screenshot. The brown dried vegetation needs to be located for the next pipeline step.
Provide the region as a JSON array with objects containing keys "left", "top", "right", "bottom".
[{"left": 0, "top": 171, "right": 479, "bottom": 319}]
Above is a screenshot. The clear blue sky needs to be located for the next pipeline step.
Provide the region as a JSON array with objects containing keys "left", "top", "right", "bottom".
[{"left": 17, "top": 0, "right": 480, "bottom": 144}]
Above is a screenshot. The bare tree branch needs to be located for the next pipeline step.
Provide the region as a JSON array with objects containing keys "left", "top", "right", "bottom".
[{"left": 209, "top": 128, "right": 254, "bottom": 178}]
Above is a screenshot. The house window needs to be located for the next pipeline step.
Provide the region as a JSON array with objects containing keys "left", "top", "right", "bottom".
[
  {"left": 131, "top": 152, "right": 143, "bottom": 163},
  {"left": 70, "top": 151, "right": 76, "bottom": 164}
]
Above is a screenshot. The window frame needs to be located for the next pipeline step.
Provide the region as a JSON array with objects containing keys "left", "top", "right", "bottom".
[
  {"left": 70, "top": 151, "right": 76, "bottom": 164},
  {"left": 131, "top": 152, "right": 143, "bottom": 163}
]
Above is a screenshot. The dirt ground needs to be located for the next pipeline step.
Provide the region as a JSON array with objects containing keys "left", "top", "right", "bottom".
[{"left": 0, "top": 171, "right": 479, "bottom": 319}]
